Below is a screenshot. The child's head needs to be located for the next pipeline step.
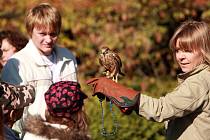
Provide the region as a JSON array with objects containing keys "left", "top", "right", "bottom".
[
  {"left": 25, "top": 3, "right": 61, "bottom": 38},
  {"left": 170, "top": 20, "right": 210, "bottom": 72},
  {"left": 44, "top": 81, "right": 88, "bottom": 130}
]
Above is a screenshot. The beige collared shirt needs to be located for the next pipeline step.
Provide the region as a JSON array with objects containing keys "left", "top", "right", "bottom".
[{"left": 139, "top": 64, "right": 210, "bottom": 140}]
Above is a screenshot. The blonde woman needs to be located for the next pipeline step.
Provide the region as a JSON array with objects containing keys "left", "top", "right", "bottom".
[{"left": 87, "top": 20, "right": 210, "bottom": 140}]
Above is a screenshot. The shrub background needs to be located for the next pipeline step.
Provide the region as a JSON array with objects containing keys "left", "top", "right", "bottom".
[{"left": 0, "top": 0, "right": 209, "bottom": 139}]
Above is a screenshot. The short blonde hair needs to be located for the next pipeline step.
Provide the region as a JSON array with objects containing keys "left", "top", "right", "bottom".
[
  {"left": 25, "top": 3, "right": 61, "bottom": 37},
  {"left": 170, "top": 20, "right": 210, "bottom": 64}
]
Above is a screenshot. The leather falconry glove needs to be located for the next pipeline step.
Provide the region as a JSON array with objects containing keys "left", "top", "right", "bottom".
[{"left": 86, "top": 77, "right": 140, "bottom": 114}]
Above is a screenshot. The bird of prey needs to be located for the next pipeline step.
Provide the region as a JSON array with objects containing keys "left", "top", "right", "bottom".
[{"left": 99, "top": 46, "right": 124, "bottom": 82}]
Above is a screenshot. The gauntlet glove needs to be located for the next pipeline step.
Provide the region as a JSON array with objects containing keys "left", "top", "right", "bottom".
[{"left": 86, "top": 77, "right": 140, "bottom": 114}]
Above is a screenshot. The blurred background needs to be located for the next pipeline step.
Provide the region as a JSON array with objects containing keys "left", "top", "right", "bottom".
[{"left": 0, "top": 0, "right": 210, "bottom": 139}]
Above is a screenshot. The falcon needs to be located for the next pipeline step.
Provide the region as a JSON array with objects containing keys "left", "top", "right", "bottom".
[{"left": 99, "top": 46, "right": 124, "bottom": 82}]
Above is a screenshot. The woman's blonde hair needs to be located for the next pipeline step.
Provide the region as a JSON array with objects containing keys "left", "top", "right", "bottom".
[
  {"left": 25, "top": 3, "right": 61, "bottom": 37},
  {"left": 170, "top": 20, "right": 210, "bottom": 64}
]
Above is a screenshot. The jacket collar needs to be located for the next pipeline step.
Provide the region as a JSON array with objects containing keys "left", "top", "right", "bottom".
[
  {"left": 26, "top": 39, "right": 72, "bottom": 66},
  {"left": 177, "top": 63, "right": 209, "bottom": 83}
]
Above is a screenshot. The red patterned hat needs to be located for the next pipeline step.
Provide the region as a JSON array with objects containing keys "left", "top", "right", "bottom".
[{"left": 44, "top": 81, "right": 87, "bottom": 118}]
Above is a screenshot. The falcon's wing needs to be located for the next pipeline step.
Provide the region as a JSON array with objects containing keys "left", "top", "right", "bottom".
[
  {"left": 112, "top": 52, "right": 122, "bottom": 67},
  {"left": 99, "top": 54, "right": 114, "bottom": 71},
  {"left": 111, "top": 52, "right": 125, "bottom": 76},
  {"left": 99, "top": 54, "right": 104, "bottom": 66}
]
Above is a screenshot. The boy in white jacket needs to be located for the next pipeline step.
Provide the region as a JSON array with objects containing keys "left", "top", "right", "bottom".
[{"left": 1, "top": 2, "right": 78, "bottom": 138}]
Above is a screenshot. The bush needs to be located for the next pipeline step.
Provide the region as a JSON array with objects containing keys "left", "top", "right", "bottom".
[{"left": 0, "top": 0, "right": 209, "bottom": 139}]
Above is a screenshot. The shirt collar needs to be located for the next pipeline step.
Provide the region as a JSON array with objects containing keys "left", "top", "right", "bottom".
[
  {"left": 27, "top": 39, "right": 56, "bottom": 66},
  {"left": 177, "top": 63, "right": 209, "bottom": 83},
  {"left": 26, "top": 39, "right": 74, "bottom": 66}
]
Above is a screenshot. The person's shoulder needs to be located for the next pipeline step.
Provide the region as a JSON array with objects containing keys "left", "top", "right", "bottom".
[
  {"left": 201, "top": 65, "right": 210, "bottom": 80},
  {"left": 55, "top": 46, "right": 76, "bottom": 59},
  {"left": 5, "top": 46, "right": 32, "bottom": 68},
  {"left": 198, "top": 65, "right": 210, "bottom": 77},
  {"left": 185, "top": 65, "right": 210, "bottom": 86},
  {"left": 11, "top": 46, "right": 29, "bottom": 59}
]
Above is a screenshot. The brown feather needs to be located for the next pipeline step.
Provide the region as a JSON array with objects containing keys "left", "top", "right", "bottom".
[{"left": 99, "top": 46, "right": 124, "bottom": 82}]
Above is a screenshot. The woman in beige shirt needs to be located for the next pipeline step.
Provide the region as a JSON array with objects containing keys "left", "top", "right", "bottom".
[{"left": 87, "top": 20, "right": 210, "bottom": 140}]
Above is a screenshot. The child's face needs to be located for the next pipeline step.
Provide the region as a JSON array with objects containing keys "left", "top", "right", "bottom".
[
  {"left": 175, "top": 44, "right": 204, "bottom": 73},
  {"left": 31, "top": 26, "right": 58, "bottom": 56}
]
